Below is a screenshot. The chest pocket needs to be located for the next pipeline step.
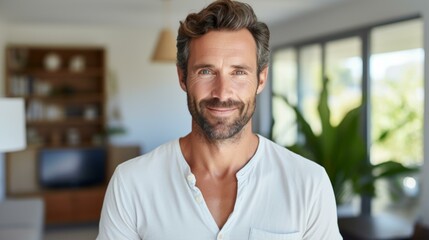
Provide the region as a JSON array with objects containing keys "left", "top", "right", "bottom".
[{"left": 249, "top": 228, "right": 301, "bottom": 240}]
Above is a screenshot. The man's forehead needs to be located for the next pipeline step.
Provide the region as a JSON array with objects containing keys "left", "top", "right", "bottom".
[{"left": 187, "top": 29, "right": 257, "bottom": 65}]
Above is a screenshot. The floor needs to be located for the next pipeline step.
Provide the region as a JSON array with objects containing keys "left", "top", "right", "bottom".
[{"left": 44, "top": 223, "right": 98, "bottom": 240}]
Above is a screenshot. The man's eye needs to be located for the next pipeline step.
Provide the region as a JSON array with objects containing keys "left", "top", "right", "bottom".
[
  {"left": 234, "top": 70, "right": 246, "bottom": 75},
  {"left": 199, "top": 69, "right": 212, "bottom": 75}
]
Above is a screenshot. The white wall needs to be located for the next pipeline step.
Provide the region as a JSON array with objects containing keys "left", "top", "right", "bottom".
[
  {"left": 270, "top": 0, "right": 422, "bottom": 47},
  {"left": 2, "top": 24, "right": 191, "bottom": 153},
  {"left": 268, "top": 0, "right": 429, "bottom": 225}
]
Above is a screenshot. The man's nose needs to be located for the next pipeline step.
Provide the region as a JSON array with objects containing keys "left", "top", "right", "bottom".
[{"left": 211, "top": 74, "right": 232, "bottom": 100}]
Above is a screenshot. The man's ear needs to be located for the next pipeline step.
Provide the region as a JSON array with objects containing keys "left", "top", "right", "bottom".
[
  {"left": 177, "top": 66, "right": 187, "bottom": 91},
  {"left": 256, "top": 66, "right": 268, "bottom": 94}
]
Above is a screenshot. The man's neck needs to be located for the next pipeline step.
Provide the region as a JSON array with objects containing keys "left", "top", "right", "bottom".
[{"left": 179, "top": 124, "right": 259, "bottom": 178}]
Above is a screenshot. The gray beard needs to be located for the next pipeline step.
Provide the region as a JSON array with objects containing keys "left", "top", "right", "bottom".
[{"left": 187, "top": 96, "right": 256, "bottom": 141}]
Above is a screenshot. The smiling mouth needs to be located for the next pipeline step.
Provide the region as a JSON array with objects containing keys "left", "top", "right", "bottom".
[
  {"left": 200, "top": 98, "right": 243, "bottom": 117},
  {"left": 206, "top": 106, "right": 237, "bottom": 116}
]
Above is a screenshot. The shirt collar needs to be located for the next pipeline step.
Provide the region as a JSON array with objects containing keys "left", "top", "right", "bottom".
[{"left": 176, "top": 135, "right": 264, "bottom": 184}]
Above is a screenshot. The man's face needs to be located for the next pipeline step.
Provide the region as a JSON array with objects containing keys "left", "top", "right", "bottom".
[{"left": 179, "top": 29, "right": 267, "bottom": 141}]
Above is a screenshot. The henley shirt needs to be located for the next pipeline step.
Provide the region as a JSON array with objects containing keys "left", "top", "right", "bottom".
[{"left": 97, "top": 135, "right": 342, "bottom": 240}]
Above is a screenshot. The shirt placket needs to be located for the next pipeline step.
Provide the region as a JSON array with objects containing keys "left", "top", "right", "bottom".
[
  {"left": 184, "top": 169, "right": 250, "bottom": 240},
  {"left": 186, "top": 173, "right": 220, "bottom": 235},
  {"left": 218, "top": 173, "right": 249, "bottom": 240}
]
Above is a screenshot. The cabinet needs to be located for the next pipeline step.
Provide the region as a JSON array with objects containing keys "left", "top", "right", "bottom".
[
  {"left": 4, "top": 45, "right": 107, "bottom": 224},
  {"left": 5, "top": 46, "right": 106, "bottom": 147},
  {"left": 43, "top": 187, "right": 106, "bottom": 224}
]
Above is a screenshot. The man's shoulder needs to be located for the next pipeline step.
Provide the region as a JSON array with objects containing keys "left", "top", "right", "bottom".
[{"left": 259, "top": 136, "right": 325, "bottom": 176}]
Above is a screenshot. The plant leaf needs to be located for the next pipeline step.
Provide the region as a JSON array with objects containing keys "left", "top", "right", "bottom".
[
  {"left": 373, "top": 161, "right": 419, "bottom": 179},
  {"left": 276, "top": 94, "right": 322, "bottom": 164},
  {"left": 317, "top": 77, "right": 335, "bottom": 174}
]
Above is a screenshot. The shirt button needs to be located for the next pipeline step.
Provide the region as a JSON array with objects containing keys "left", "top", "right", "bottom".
[
  {"left": 195, "top": 195, "right": 203, "bottom": 203},
  {"left": 217, "top": 233, "right": 223, "bottom": 240},
  {"left": 187, "top": 174, "right": 195, "bottom": 183}
]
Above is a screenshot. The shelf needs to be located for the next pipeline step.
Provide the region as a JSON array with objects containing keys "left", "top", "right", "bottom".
[
  {"left": 27, "top": 119, "right": 103, "bottom": 126},
  {"left": 7, "top": 68, "right": 104, "bottom": 78},
  {"left": 21, "top": 143, "right": 107, "bottom": 150},
  {"left": 24, "top": 94, "right": 104, "bottom": 103}
]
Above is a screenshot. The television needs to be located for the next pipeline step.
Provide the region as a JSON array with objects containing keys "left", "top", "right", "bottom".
[{"left": 39, "top": 147, "right": 106, "bottom": 189}]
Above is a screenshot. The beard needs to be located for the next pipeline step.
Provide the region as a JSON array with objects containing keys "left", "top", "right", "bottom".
[{"left": 187, "top": 94, "right": 256, "bottom": 141}]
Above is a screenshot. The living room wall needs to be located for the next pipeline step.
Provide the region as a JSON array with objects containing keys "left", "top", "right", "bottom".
[
  {"left": 268, "top": 0, "right": 429, "bottom": 225},
  {"left": 1, "top": 24, "right": 191, "bottom": 153}
]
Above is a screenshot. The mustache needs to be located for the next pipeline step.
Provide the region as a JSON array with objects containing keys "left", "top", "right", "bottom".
[{"left": 200, "top": 98, "right": 244, "bottom": 108}]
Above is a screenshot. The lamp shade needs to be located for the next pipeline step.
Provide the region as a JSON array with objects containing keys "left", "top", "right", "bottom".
[
  {"left": 151, "top": 28, "right": 177, "bottom": 62},
  {"left": 0, "top": 98, "right": 26, "bottom": 152}
]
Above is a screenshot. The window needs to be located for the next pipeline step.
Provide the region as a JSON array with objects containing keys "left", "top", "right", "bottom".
[
  {"left": 370, "top": 19, "right": 424, "bottom": 214},
  {"left": 299, "top": 45, "right": 323, "bottom": 134},
  {"left": 272, "top": 49, "right": 297, "bottom": 146},
  {"left": 271, "top": 17, "right": 424, "bottom": 215},
  {"left": 325, "top": 37, "right": 362, "bottom": 126}
]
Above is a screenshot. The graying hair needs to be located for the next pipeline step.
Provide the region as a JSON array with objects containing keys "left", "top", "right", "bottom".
[{"left": 176, "top": 0, "right": 270, "bottom": 81}]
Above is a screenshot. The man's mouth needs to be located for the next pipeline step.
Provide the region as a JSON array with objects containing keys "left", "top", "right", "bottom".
[
  {"left": 206, "top": 106, "right": 238, "bottom": 116},
  {"left": 202, "top": 98, "right": 242, "bottom": 117}
]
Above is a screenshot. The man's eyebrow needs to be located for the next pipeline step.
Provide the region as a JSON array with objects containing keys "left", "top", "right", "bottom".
[
  {"left": 191, "top": 64, "right": 214, "bottom": 72},
  {"left": 190, "top": 64, "right": 254, "bottom": 72},
  {"left": 231, "top": 64, "right": 253, "bottom": 71}
]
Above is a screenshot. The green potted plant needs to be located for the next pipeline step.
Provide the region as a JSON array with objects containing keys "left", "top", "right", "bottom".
[{"left": 273, "top": 78, "right": 418, "bottom": 205}]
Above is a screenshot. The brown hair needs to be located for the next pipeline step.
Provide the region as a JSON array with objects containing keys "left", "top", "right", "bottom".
[{"left": 177, "top": 0, "right": 270, "bottom": 80}]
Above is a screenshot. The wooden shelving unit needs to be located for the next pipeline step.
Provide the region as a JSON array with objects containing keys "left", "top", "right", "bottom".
[
  {"left": 5, "top": 46, "right": 106, "bottom": 148},
  {"left": 4, "top": 45, "right": 107, "bottom": 224}
]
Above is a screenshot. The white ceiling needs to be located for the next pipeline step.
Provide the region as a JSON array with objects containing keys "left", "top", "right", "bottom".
[{"left": 0, "top": 0, "right": 350, "bottom": 28}]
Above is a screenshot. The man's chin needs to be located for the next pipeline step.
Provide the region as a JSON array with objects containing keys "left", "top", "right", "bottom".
[{"left": 202, "top": 123, "right": 242, "bottom": 141}]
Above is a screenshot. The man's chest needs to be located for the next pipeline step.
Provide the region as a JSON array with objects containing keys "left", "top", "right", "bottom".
[
  {"left": 196, "top": 176, "right": 238, "bottom": 229},
  {"left": 136, "top": 177, "right": 306, "bottom": 240}
]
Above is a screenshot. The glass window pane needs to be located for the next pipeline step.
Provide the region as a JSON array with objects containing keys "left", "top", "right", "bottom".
[
  {"left": 326, "top": 37, "right": 362, "bottom": 126},
  {"left": 299, "top": 44, "right": 322, "bottom": 134},
  {"left": 370, "top": 19, "right": 424, "bottom": 166},
  {"left": 272, "top": 48, "right": 297, "bottom": 146},
  {"left": 370, "top": 19, "right": 424, "bottom": 214}
]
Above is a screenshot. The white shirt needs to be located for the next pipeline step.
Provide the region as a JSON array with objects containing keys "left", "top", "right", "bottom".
[{"left": 97, "top": 136, "right": 342, "bottom": 240}]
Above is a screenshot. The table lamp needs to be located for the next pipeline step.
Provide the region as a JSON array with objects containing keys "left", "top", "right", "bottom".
[{"left": 0, "top": 98, "right": 26, "bottom": 201}]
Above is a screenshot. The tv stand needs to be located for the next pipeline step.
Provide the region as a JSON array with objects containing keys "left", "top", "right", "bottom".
[{"left": 43, "top": 186, "right": 105, "bottom": 224}]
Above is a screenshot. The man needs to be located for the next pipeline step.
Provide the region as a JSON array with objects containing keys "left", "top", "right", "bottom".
[{"left": 97, "top": 0, "right": 342, "bottom": 239}]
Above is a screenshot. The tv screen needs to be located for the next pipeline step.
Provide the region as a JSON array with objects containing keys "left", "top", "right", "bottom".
[{"left": 39, "top": 147, "right": 106, "bottom": 189}]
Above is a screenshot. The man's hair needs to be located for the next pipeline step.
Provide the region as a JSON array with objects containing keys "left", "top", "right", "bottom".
[{"left": 176, "top": 0, "right": 270, "bottom": 81}]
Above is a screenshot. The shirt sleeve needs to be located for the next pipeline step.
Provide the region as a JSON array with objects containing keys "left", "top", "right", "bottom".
[
  {"left": 303, "top": 169, "right": 343, "bottom": 240},
  {"left": 96, "top": 166, "right": 141, "bottom": 240}
]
